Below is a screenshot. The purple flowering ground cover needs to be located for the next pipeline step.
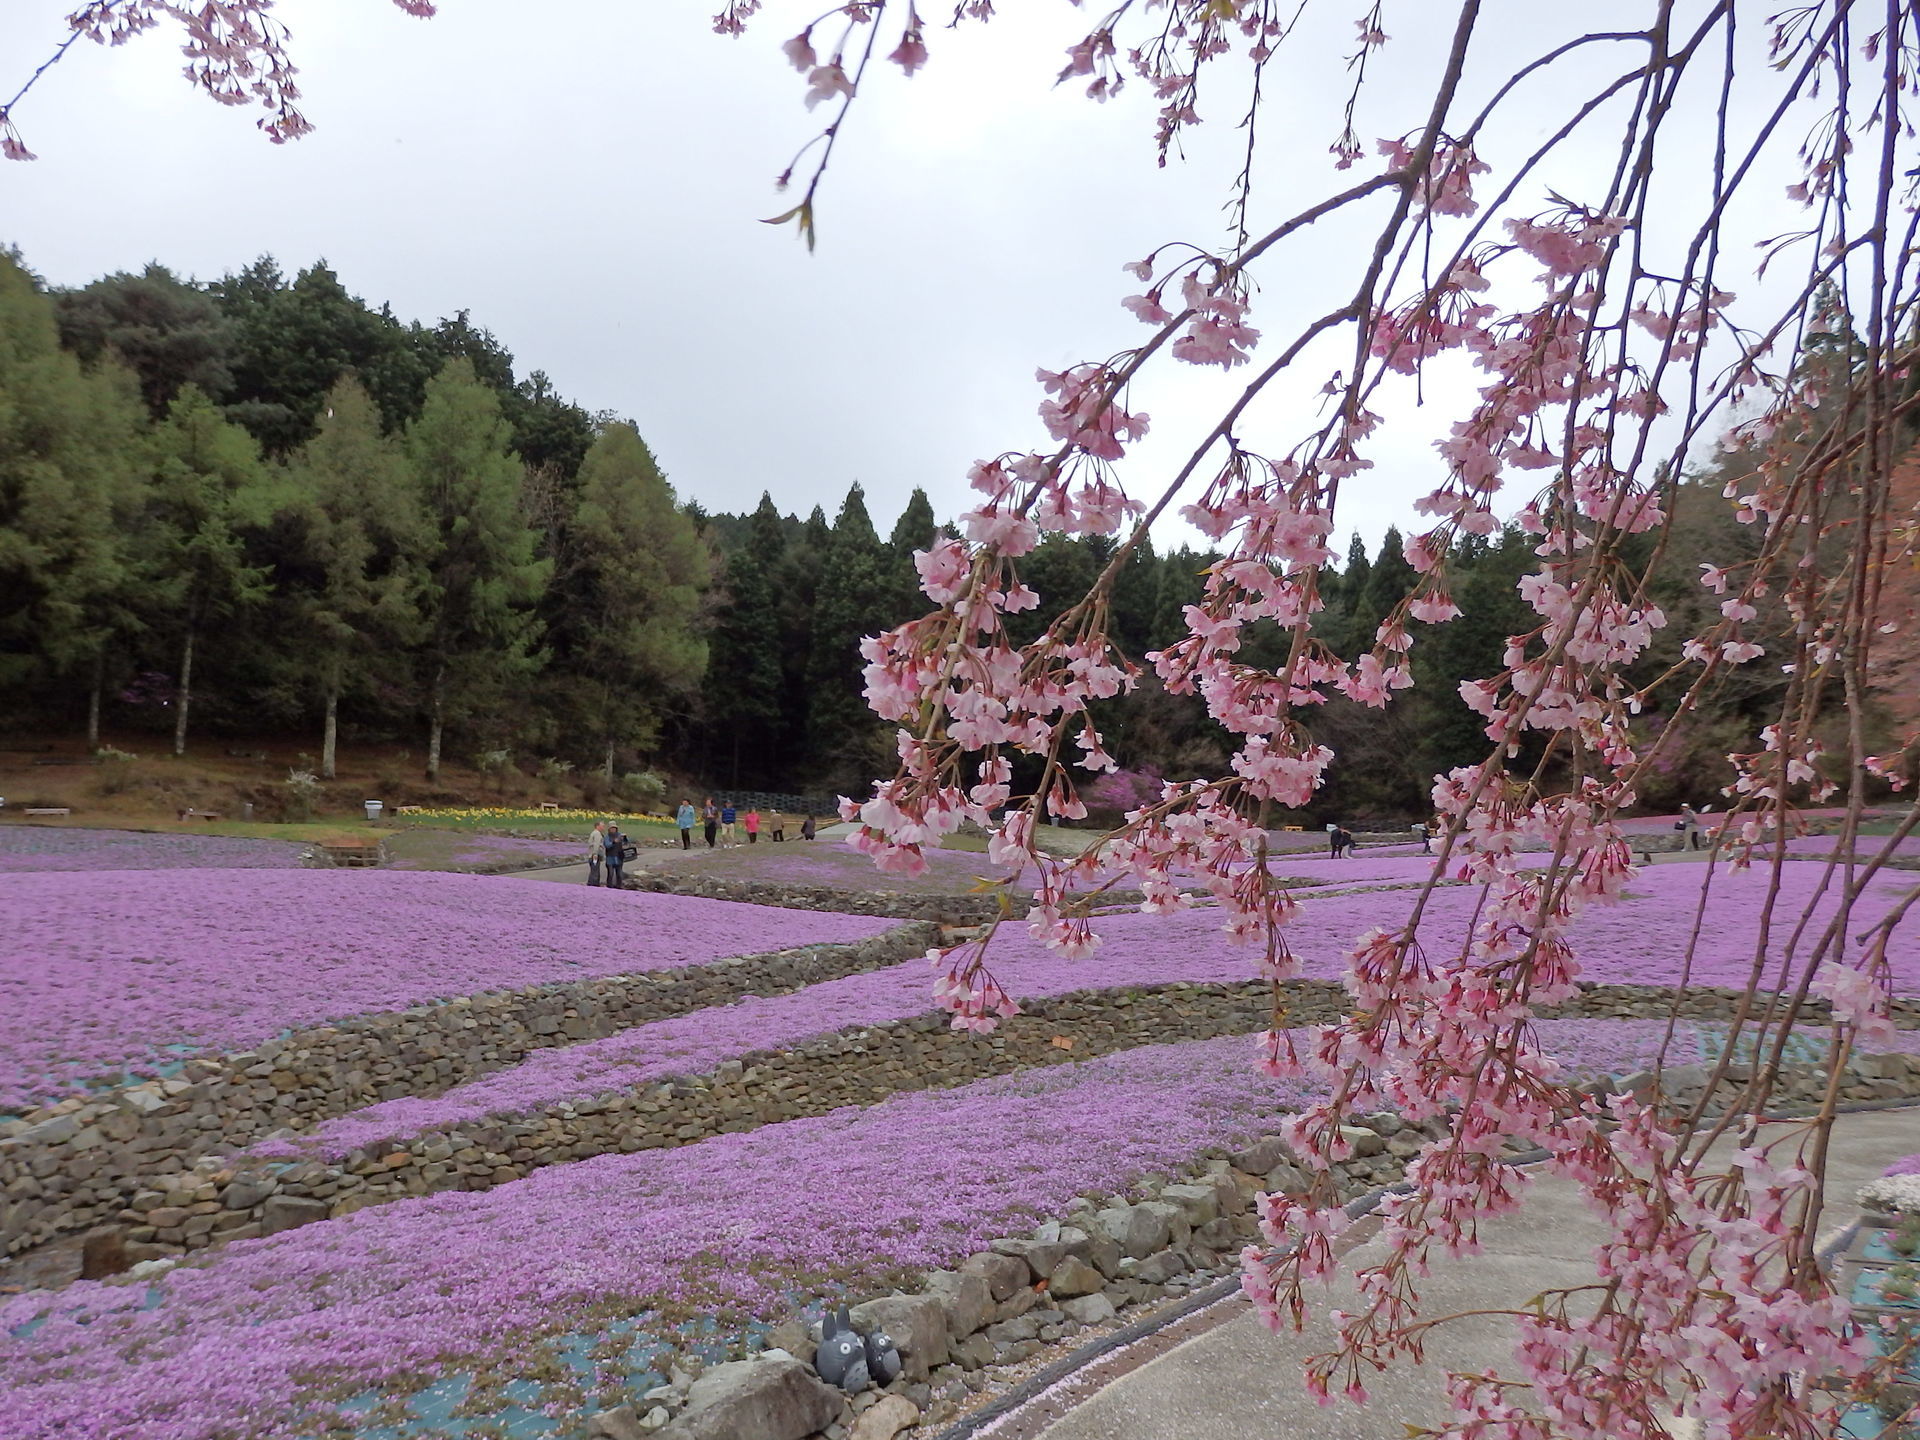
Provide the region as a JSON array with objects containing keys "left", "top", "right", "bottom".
[
  {"left": 275, "top": 859, "right": 1906, "bottom": 1159},
  {"left": 0, "top": 825, "right": 305, "bottom": 871},
  {"left": 0, "top": 870, "right": 893, "bottom": 1111},
  {"left": 0, "top": 1023, "right": 1704, "bottom": 1440}
]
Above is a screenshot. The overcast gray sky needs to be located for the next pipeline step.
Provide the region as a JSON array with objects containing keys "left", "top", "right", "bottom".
[{"left": 2, "top": 3, "right": 1804, "bottom": 548}]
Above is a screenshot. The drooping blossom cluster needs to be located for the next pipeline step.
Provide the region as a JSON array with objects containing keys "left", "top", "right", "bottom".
[
  {"left": 1, "top": 1, "right": 436, "bottom": 160},
  {"left": 719, "top": 5, "right": 1920, "bottom": 1436}
]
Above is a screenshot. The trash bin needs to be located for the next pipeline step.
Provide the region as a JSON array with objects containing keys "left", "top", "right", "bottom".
[
  {"left": 364, "top": 800, "right": 384, "bottom": 822},
  {"left": 242, "top": 802, "right": 254, "bottom": 821}
]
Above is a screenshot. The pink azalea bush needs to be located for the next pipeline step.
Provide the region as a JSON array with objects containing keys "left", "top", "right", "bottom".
[
  {"left": 0, "top": 870, "right": 893, "bottom": 1110},
  {"left": 0, "top": 826, "right": 304, "bottom": 871}
]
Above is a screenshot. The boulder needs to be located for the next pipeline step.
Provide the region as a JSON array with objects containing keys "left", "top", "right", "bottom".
[
  {"left": 261, "top": 1195, "right": 330, "bottom": 1235},
  {"left": 1264, "top": 1164, "right": 1308, "bottom": 1196},
  {"left": 1192, "top": 1218, "right": 1238, "bottom": 1251},
  {"left": 221, "top": 1177, "right": 276, "bottom": 1211},
  {"left": 1093, "top": 1205, "right": 1167, "bottom": 1260},
  {"left": 1230, "top": 1135, "right": 1294, "bottom": 1174},
  {"left": 1046, "top": 1257, "right": 1105, "bottom": 1299},
  {"left": 588, "top": 1404, "right": 646, "bottom": 1440},
  {"left": 923, "top": 1270, "right": 993, "bottom": 1339},
  {"left": 959, "top": 1251, "right": 1029, "bottom": 1302},
  {"left": 1338, "top": 1126, "right": 1386, "bottom": 1158},
  {"left": 1157, "top": 1184, "right": 1221, "bottom": 1227},
  {"left": 1060, "top": 1293, "right": 1116, "bottom": 1326},
  {"left": 1138, "top": 1201, "right": 1191, "bottom": 1250},
  {"left": 1134, "top": 1249, "right": 1188, "bottom": 1285},
  {"left": 990, "top": 1237, "right": 1066, "bottom": 1281},
  {"left": 766, "top": 1318, "right": 814, "bottom": 1358},
  {"left": 951, "top": 1334, "right": 995, "bottom": 1371},
  {"left": 663, "top": 1357, "right": 841, "bottom": 1440},
  {"left": 848, "top": 1393, "right": 920, "bottom": 1440},
  {"left": 850, "top": 1295, "right": 950, "bottom": 1380}
]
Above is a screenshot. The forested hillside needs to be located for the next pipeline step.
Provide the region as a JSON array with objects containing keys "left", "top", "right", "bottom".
[{"left": 1, "top": 246, "right": 1900, "bottom": 817}]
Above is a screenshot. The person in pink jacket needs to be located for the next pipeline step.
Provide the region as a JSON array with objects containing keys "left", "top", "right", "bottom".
[{"left": 744, "top": 809, "right": 762, "bottom": 844}]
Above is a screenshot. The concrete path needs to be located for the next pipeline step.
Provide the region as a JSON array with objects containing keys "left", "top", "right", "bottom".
[{"left": 1029, "top": 1107, "right": 1919, "bottom": 1440}]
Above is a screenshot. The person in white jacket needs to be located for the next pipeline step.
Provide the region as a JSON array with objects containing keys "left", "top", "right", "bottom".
[{"left": 587, "top": 820, "right": 606, "bottom": 885}]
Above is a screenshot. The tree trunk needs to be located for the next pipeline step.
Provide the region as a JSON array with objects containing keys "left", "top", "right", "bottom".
[
  {"left": 86, "top": 653, "right": 103, "bottom": 750},
  {"left": 173, "top": 628, "right": 194, "bottom": 758},
  {"left": 426, "top": 665, "right": 444, "bottom": 782},
  {"left": 322, "top": 680, "right": 339, "bottom": 781},
  {"left": 604, "top": 741, "right": 615, "bottom": 786}
]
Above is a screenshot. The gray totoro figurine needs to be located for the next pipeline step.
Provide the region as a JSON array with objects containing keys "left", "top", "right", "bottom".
[{"left": 813, "top": 1309, "right": 867, "bottom": 1391}]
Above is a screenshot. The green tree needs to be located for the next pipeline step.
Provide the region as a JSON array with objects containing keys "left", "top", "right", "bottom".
[
  {"left": 55, "top": 265, "right": 234, "bottom": 418},
  {"left": 805, "top": 484, "right": 894, "bottom": 774},
  {"left": 884, "top": 486, "right": 939, "bottom": 625},
  {"left": 706, "top": 492, "right": 791, "bottom": 786},
  {"left": 214, "top": 259, "right": 441, "bottom": 453},
  {"left": 405, "top": 359, "right": 550, "bottom": 781},
  {"left": 0, "top": 252, "right": 149, "bottom": 743},
  {"left": 561, "top": 423, "right": 708, "bottom": 779},
  {"left": 271, "top": 378, "right": 425, "bottom": 777},
  {"left": 142, "top": 386, "right": 273, "bottom": 755}
]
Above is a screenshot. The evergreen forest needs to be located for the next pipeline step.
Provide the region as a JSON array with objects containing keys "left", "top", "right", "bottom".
[{"left": 0, "top": 248, "right": 1859, "bottom": 820}]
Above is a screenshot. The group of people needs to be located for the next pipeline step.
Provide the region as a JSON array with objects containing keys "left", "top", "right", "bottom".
[
  {"left": 584, "top": 820, "right": 639, "bottom": 888},
  {"left": 1324, "top": 819, "right": 1440, "bottom": 857},
  {"left": 583, "top": 803, "right": 822, "bottom": 883},
  {"left": 671, "top": 798, "right": 818, "bottom": 850}
]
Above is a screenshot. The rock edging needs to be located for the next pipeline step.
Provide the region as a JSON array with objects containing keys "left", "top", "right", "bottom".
[{"left": 0, "top": 921, "right": 938, "bottom": 1258}]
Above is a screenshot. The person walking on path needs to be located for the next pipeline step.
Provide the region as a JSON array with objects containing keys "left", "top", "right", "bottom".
[
  {"left": 676, "top": 799, "right": 696, "bottom": 851},
  {"left": 771, "top": 812, "right": 787, "bottom": 842},
  {"left": 1330, "top": 825, "right": 1355, "bottom": 858},
  {"left": 702, "top": 797, "right": 719, "bottom": 849},
  {"left": 1326, "top": 822, "right": 1341, "bottom": 858},
  {"left": 744, "top": 809, "right": 761, "bottom": 844},
  {"left": 586, "top": 820, "right": 606, "bottom": 886},
  {"left": 721, "top": 801, "right": 739, "bottom": 847},
  {"left": 1680, "top": 804, "right": 1703, "bottom": 851},
  {"left": 603, "top": 824, "right": 626, "bottom": 890},
  {"left": 1416, "top": 819, "right": 1434, "bottom": 856},
  {"left": 801, "top": 812, "right": 817, "bottom": 841}
]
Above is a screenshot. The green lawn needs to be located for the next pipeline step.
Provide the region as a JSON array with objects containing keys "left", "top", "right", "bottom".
[{"left": 383, "top": 809, "right": 680, "bottom": 839}]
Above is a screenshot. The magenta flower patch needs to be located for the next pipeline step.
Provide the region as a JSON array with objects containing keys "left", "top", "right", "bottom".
[{"left": 0, "top": 870, "right": 894, "bottom": 1110}]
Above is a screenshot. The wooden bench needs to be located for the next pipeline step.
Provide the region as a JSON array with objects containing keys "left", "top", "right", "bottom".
[
  {"left": 177, "top": 809, "right": 222, "bottom": 822},
  {"left": 538, "top": 801, "right": 561, "bottom": 810},
  {"left": 23, "top": 807, "right": 70, "bottom": 817}
]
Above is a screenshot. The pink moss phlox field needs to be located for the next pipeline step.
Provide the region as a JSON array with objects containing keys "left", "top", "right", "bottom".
[
  {"left": 0, "top": 1038, "right": 1312, "bottom": 1440},
  {"left": 1885, "top": 1155, "right": 1920, "bottom": 1177},
  {"left": 0, "top": 1022, "right": 1711, "bottom": 1440},
  {"left": 0, "top": 871, "right": 894, "bottom": 1110},
  {"left": 1777, "top": 833, "right": 1920, "bottom": 859},
  {"left": 0, "top": 826, "right": 305, "bottom": 871}
]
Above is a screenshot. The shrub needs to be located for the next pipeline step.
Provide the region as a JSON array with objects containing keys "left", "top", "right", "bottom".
[
  {"left": 95, "top": 747, "right": 139, "bottom": 796},
  {"left": 537, "top": 756, "right": 575, "bottom": 783},
  {"left": 619, "top": 770, "right": 668, "bottom": 813},
  {"left": 283, "top": 769, "right": 321, "bottom": 823}
]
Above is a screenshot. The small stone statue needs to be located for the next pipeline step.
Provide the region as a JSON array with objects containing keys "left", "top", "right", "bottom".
[{"left": 811, "top": 1309, "right": 902, "bottom": 1392}]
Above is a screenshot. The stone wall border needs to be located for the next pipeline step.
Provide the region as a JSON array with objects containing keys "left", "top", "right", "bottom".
[{"left": 0, "top": 920, "right": 939, "bottom": 1257}]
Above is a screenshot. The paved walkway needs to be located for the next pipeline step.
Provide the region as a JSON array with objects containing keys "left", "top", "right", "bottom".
[{"left": 1027, "top": 1107, "right": 1918, "bottom": 1440}]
